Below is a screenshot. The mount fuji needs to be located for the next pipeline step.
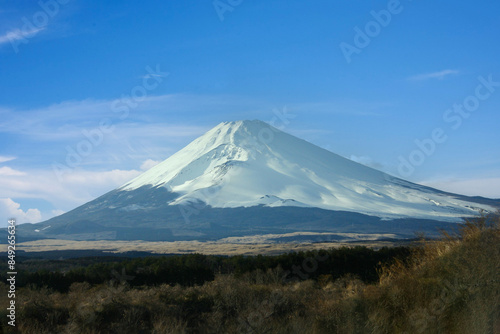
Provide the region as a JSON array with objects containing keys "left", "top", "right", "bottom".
[{"left": 15, "top": 120, "right": 499, "bottom": 242}]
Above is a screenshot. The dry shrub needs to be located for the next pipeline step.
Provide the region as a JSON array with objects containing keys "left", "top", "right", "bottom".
[
  {"left": 15, "top": 287, "right": 69, "bottom": 334},
  {"left": 366, "top": 215, "right": 500, "bottom": 334},
  {"left": 7, "top": 215, "right": 498, "bottom": 333}
]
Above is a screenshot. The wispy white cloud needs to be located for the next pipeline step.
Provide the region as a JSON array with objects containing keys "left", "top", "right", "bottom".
[
  {"left": 0, "top": 94, "right": 232, "bottom": 138},
  {"left": 0, "top": 166, "right": 143, "bottom": 223},
  {"left": 407, "top": 69, "right": 460, "bottom": 81},
  {"left": 1, "top": 94, "right": 386, "bottom": 141},
  {"left": 292, "top": 100, "right": 390, "bottom": 116},
  {"left": 0, "top": 27, "right": 45, "bottom": 46},
  {"left": 140, "top": 159, "right": 160, "bottom": 171},
  {"left": 0, "top": 96, "right": 213, "bottom": 171},
  {"left": 0, "top": 156, "right": 16, "bottom": 163},
  {"left": 0, "top": 166, "right": 25, "bottom": 176},
  {"left": 0, "top": 98, "right": 119, "bottom": 136}
]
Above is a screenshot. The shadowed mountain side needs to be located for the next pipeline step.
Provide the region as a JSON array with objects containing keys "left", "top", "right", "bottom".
[{"left": 8, "top": 185, "right": 463, "bottom": 242}]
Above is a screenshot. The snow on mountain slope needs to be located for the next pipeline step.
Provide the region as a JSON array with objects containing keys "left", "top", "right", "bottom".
[{"left": 120, "top": 120, "right": 494, "bottom": 221}]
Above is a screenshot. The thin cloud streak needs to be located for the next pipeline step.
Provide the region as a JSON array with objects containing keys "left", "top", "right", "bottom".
[
  {"left": 0, "top": 96, "right": 211, "bottom": 140},
  {"left": 421, "top": 177, "right": 500, "bottom": 199},
  {"left": 0, "top": 27, "right": 45, "bottom": 45},
  {"left": 292, "top": 100, "right": 391, "bottom": 116},
  {"left": 407, "top": 69, "right": 460, "bottom": 81},
  {"left": 0, "top": 166, "right": 26, "bottom": 176},
  {"left": 0, "top": 156, "right": 16, "bottom": 163}
]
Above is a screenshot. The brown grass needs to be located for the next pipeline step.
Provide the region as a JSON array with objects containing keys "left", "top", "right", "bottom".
[{"left": 2, "top": 216, "right": 498, "bottom": 333}]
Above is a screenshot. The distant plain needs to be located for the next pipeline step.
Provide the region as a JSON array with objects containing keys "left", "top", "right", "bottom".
[{"left": 16, "top": 233, "right": 416, "bottom": 256}]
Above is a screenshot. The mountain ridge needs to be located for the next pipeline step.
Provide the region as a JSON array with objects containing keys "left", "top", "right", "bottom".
[
  {"left": 10, "top": 120, "right": 499, "bottom": 242},
  {"left": 118, "top": 120, "right": 493, "bottom": 221}
]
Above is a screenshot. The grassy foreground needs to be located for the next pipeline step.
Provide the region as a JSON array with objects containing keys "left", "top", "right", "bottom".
[{"left": 1, "top": 217, "right": 499, "bottom": 333}]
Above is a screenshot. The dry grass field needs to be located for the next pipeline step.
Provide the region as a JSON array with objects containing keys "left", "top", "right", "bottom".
[
  {"left": 2, "top": 217, "right": 498, "bottom": 333},
  {"left": 16, "top": 232, "right": 409, "bottom": 256}
]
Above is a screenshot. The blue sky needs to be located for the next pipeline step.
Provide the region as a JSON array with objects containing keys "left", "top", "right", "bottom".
[{"left": 1, "top": 0, "right": 499, "bottom": 227}]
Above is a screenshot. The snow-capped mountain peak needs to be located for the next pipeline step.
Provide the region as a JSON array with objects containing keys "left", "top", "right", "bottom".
[{"left": 119, "top": 120, "right": 494, "bottom": 221}]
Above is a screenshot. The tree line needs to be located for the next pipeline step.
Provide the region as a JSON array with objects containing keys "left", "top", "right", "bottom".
[{"left": 0, "top": 246, "right": 411, "bottom": 293}]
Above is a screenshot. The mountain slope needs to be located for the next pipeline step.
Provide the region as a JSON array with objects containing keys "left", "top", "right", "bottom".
[
  {"left": 120, "top": 120, "right": 492, "bottom": 221},
  {"left": 14, "top": 120, "right": 498, "bottom": 242}
]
